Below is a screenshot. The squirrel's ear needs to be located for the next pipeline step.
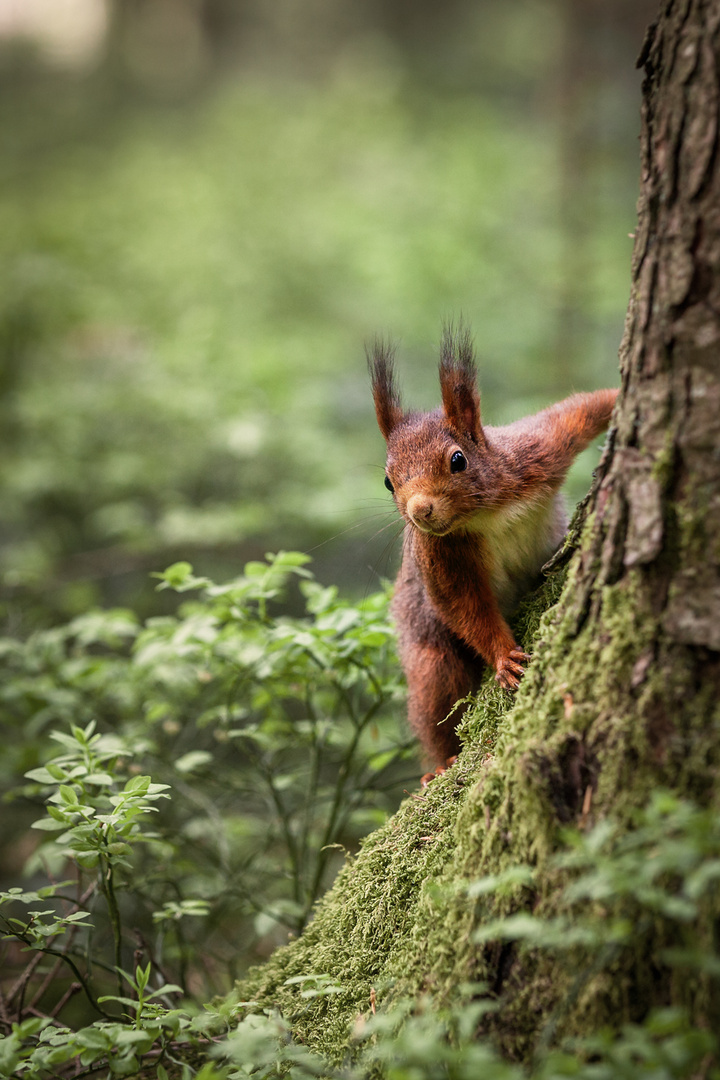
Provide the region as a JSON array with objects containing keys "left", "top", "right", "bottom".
[
  {"left": 439, "top": 324, "right": 484, "bottom": 445},
  {"left": 368, "top": 340, "right": 404, "bottom": 440}
]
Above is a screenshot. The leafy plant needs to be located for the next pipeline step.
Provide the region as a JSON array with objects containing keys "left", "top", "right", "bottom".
[
  {"left": 0, "top": 554, "right": 410, "bottom": 1076},
  {"left": 3, "top": 638, "right": 720, "bottom": 1078},
  {"left": 6, "top": 557, "right": 714, "bottom": 1080},
  {"left": 215, "top": 794, "right": 720, "bottom": 1080},
  {"left": 469, "top": 792, "right": 720, "bottom": 1076}
]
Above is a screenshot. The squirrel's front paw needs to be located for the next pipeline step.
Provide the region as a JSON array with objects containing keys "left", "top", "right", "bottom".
[
  {"left": 495, "top": 649, "right": 531, "bottom": 691},
  {"left": 420, "top": 755, "right": 459, "bottom": 788}
]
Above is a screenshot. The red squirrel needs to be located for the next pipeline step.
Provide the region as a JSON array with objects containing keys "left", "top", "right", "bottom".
[{"left": 370, "top": 326, "right": 618, "bottom": 772}]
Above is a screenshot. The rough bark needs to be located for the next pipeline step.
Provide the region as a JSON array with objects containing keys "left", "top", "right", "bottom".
[{"left": 235, "top": 0, "right": 720, "bottom": 1064}]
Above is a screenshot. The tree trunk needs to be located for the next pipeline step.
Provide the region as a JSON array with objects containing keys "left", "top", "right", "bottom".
[{"left": 236, "top": 0, "right": 720, "bottom": 1064}]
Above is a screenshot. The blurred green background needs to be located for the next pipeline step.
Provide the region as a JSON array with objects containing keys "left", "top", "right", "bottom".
[{"left": 0, "top": 0, "right": 656, "bottom": 630}]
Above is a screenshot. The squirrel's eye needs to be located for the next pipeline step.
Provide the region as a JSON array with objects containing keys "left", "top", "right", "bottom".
[
  {"left": 450, "top": 451, "right": 467, "bottom": 474},
  {"left": 384, "top": 475, "right": 395, "bottom": 493}
]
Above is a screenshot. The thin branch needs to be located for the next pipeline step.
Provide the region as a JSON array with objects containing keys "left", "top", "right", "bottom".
[{"left": 50, "top": 981, "right": 83, "bottom": 1019}]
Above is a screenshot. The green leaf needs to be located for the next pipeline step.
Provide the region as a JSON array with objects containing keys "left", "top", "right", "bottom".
[
  {"left": 158, "top": 561, "right": 193, "bottom": 586},
  {"left": 31, "top": 817, "right": 67, "bottom": 832},
  {"left": 98, "top": 995, "right": 138, "bottom": 1009},
  {"left": 24, "top": 766, "right": 64, "bottom": 785},
  {"left": 243, "top": 561, "right": 269, "bottom": 578},
  {"left": 75, "top": 1026, "right": 113, "bottom": 1050},
  {"left": 1, "top": 887, "right": 44, "bottom": 904},
  {"left": 123, "top": 775, "right": 151, "bottom": 793},
  {"left": 175, "top": 750, "right": 213, "bottom": 774},
  {"left": 135, "top": 961, "right": 151, "bottom": 990},
  {"left": 467, "top": 865, "right": 534, "bottom": 898},
  {"left": 269, "top": 551, "right": 312, "bottom": 568},
  {"left": 146, "top": 983, "right": 183, "bottom": 998}
]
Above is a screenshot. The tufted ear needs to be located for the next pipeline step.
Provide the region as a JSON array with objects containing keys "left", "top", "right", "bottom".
[
  {"left": 438, "top": 324, "right": 484, "bottom": 445},
  {"left": 368, "top": 339, "right": 404, "bottom": 440}
]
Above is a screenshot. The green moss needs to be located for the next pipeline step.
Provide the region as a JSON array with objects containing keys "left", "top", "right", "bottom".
[
  {"left": 234, "top": 531, "right": 720, "bottom": 1066},
  {"left": 650, "top": 427, "right": 676, "bottom": 489},
  {"left": 233, "top": 563, "right": 571, "bottom": 1058},
  {"left": 237, "top": 763, "right": 472, "bottom": 1057}
]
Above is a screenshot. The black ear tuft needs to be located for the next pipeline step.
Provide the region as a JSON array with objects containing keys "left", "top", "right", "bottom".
[
  {"left": 368, "top": 338, "right": 404, "bottom": 440},
  {"left": 438, "top": 322, "right": 484, "bottom": 444}
]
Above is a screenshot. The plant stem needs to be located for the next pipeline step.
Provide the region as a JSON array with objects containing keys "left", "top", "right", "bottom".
[
  {"left": 98, "top": 855, "right": 124, "bottom": 997},
  {"left": 264, "top": 768, "right": 301, "bottom": 908},
  {"left": 301, "top": 695, "right": 382, "bottom": 924}
]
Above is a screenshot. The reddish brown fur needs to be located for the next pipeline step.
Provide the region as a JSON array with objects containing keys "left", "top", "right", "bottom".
[{"left": 370, "top": 327, "right": 618, "bottom": 768}]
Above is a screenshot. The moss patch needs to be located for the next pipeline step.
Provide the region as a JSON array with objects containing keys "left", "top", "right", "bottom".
[{"left": 234, "top": 538, "right": 720, "bottom": 1066}]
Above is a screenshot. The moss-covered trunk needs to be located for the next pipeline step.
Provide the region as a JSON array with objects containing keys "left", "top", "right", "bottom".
[{"left": 236, "top": 0, "right": 720, "bottom": 1064}]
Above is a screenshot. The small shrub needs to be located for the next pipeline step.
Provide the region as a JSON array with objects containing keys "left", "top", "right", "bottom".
[{"left": 0, "top": 554, "right": 410, "bottom": 1077}]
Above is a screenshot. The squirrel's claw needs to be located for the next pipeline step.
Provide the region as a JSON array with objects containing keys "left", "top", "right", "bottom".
[
  {"left": 495, "top": 650, "right": 532, "bottom": 690},
  {"left": 496, "top": 669, "right": 521, "bottom": 690},
  {"left": 509, "top": 649, "right": 531, "bottom": 661}
]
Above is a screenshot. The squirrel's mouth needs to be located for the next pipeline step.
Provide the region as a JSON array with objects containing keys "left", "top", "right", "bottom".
[
  {"left": 408, "top": 516, "right": 454, "bottom": 537},
  {"left": 405, "top": 492, "right": 459, "bottom": 536}
]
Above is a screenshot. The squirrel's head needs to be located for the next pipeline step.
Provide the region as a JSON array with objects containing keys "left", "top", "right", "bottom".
[{"left": 369, "top": 326, "right": 493, "bottom": 537}]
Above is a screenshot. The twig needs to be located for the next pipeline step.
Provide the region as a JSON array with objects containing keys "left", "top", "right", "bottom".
[
  {"left": 28, "top": 954, "right": 65, "bottom": 1011},
  {"left": 51, "top": 981, "right": 83, "bottom": 1018},
  {"left": 6, "top": 949, "right": 44, "bottom": 1008},
  {"left": 12, "top": 935, "right": 114, "bottom": 1020},
  {"left": 0, "top": 946, "right": 10, "bottom": 1028}
]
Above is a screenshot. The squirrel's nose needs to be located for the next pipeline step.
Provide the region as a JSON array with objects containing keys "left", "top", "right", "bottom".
[{"left": 407, "top": 495, "right": 434, "bottom": 523}]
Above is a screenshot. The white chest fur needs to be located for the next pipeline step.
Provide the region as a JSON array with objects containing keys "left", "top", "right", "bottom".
[{"left": 467, "top": 492, "right": 567, "bottom": 616}]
